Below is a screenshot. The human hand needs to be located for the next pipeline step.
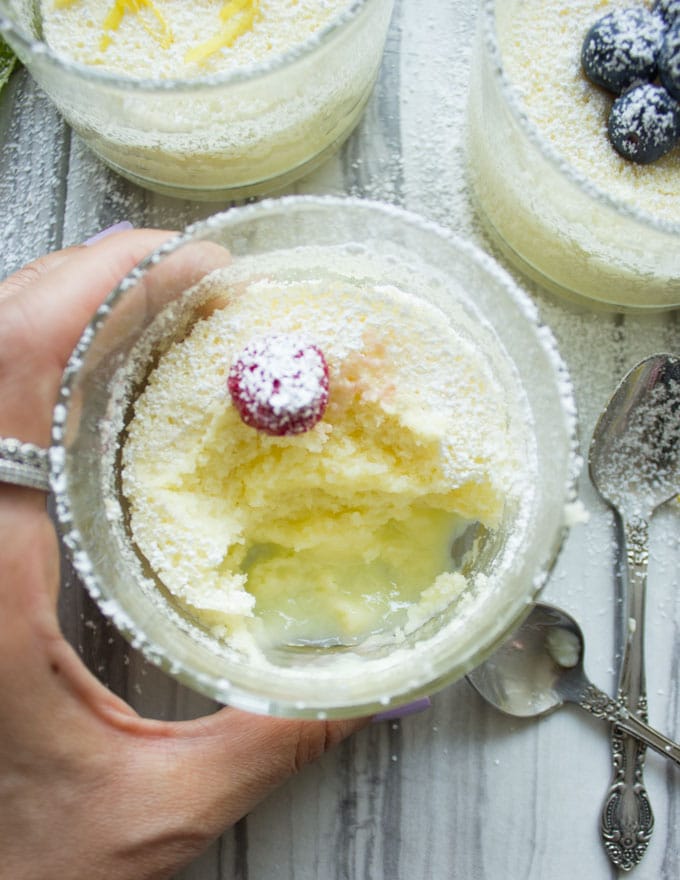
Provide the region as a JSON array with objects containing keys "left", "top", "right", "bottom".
[{"left": 0, "top": 229, "right": 365, "bottom": 880}]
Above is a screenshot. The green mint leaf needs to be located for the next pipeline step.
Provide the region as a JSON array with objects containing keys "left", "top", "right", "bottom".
[{"left": 0, "top": 35, "right": 17, "bottom": 93}]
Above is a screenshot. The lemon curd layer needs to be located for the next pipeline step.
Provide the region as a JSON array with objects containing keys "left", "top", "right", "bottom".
[{"left": 121, "top": 271, "right": 524, "bottom": 652}]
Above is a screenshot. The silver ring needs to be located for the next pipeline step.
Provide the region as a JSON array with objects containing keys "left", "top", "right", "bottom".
[{"left": 0, "top": 438, "right": 50, "bottom": 492}]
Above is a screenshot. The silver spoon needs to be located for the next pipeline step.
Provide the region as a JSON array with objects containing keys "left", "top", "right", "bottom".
[
  {"left": 589, "top": 353, "right": 680, "bottom": 871},
  {"left": 467, "top": 602, "right": 680, "bottom": 767}
]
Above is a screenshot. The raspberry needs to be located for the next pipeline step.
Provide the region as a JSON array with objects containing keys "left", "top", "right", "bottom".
[{"left": 227, "top": 334, "right": 329, "bottom": 436}]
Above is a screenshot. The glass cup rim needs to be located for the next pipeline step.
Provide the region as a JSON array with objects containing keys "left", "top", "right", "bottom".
[
  {"left": 0, "top": 0, "right": 375, "bottom": 92},
  {"left": 49, "top": 195, "right": 581, "bottom": 718},
  {"left": 480, "top": 0, "right": 680, "bottom": 238}
]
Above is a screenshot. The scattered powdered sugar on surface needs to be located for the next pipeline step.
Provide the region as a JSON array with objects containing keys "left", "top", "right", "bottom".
[
  {"left": 0, "top": 80, "right": 69, "bottom": 275},
  {"left": 399, "top": 1, "right": 478, "bottom": 233},
  {"left": 502, "top": 0, "right": 680, "bottom": 222}
]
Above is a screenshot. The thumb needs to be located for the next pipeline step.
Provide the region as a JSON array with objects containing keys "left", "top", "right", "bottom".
[{"left": 132, "top": 708, "right": 367, "bottom": 837}]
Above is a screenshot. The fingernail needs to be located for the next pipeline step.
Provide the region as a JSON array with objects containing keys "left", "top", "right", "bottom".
[
  {"left": 372, "top": 696, "right": 432, "bottom": 722},
  {"left": 84, "top": 221, "right": 134, "bottom": 246}
]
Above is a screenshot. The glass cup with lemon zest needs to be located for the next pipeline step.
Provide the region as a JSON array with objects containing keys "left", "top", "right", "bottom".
[{"left": 0, "top": 0, "right": 393, "bottom": 199}]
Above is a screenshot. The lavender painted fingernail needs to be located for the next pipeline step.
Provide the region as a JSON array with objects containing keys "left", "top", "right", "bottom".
[
  {"left": 372, "top": 696, "right": 432, "bottom": 722},
  {"left": 83, "top": 221, "right": 134, "bottom": 246}
]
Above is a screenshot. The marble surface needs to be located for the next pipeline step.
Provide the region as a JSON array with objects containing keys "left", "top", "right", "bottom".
[{"left": 1, "top": 1, "right": 679, "bottom": 877}]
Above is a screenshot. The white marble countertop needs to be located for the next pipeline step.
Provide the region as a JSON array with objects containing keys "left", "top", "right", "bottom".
[{"left": 1, "top": 1, "right": 678, "bottom": 878}]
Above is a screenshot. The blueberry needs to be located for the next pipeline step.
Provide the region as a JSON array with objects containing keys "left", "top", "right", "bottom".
[
  {"left": 659, "top": 18, "right": 680, "bottom": 100},
  {"left": 608, "top": 83, "right": 680, "bottom": 163},
  {"left": 582, "top": 7, "right": 666, "bottom": 94},
  {"left": 653, "top": 0, "right": 680, "bottom": 26}
]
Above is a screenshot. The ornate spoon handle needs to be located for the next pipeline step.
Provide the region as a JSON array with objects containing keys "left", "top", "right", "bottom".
[
  {"left": 578, "top": 684, "right": 680, "bottom": 768},
  {"left": 600, "top": 514, "right": 653, "bottom": 871}
]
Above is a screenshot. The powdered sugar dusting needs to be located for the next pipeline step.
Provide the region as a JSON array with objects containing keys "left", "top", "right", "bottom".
[{"left": 42, "top": 0, "right": 356, "bottom": 80}]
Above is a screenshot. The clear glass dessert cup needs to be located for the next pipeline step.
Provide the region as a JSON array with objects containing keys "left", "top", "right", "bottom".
[
  {"left": 50, "top": 196, "right": 579, "bottom": 719},
  {"left": 467, "top": 0, "right": 680, "bottom": 312},
  {"left": 0, "top": 0, "right": 393, "bottom": 200}
]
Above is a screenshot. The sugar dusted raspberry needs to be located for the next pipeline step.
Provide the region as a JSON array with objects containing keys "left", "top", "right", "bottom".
[{"left": 227, "top": 334, "right": 329, "bottom": 436}]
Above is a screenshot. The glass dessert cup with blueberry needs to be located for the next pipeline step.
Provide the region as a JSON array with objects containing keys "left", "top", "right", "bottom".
[
  {"left": 0, "top": 0, "right": 393, "bottom": 200},
  {"left": 50, "top": 197, "right": 578, "bottom": 719},
  {"left": 467, "top": 0, "right": 680, "bottom": 311}
]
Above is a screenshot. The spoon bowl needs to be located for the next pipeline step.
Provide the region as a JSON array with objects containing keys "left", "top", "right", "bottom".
[
  {"left": 467, "top": 602, "right": 680, "bottom": 768},
  {"left": 468, "top": 602, "right": 585, "bottom": 718},
  {"left": 589, "top": 354, "right": 680, "bottom": 519}
]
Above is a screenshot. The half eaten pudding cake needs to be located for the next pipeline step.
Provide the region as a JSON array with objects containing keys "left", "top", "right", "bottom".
[
  {"left": 51, "top": 199, "right": 576, "bottom": 714},
  {"left": 121, "top": 259, "right": 531, "bottom": 658}
]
